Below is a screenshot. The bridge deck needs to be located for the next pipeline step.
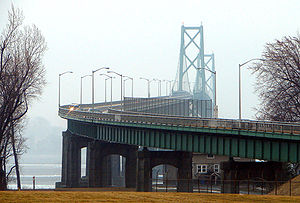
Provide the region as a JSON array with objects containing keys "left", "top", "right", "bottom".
[{"left": 59, "top": 100, "right": 300, "bottom": 163}]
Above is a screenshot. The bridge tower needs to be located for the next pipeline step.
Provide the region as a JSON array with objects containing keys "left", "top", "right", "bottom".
[{"left": 173, "top": 25, "right": 216, "bottom": 116}]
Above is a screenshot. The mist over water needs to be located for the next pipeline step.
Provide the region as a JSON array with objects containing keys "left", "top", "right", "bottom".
[
  {"left": 8, "top": 163, "right": 61, "bottom": 189},
  {"left": 8, "top": 163, "right": 86, "bottom": 189},
  {"left": 7, "top": 117, "right": 66, "bottom": 189},
  {"left": 5, "top": 117, "right": 90, "bottom": 189}
]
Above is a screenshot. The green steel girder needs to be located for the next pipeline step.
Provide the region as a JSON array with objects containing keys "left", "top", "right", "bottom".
[
  {"left": 62, "top": 114, "right": 300, "bottom": 141},
  {"left": 66, "top": 117, "right": 300, "bottom": 163}
]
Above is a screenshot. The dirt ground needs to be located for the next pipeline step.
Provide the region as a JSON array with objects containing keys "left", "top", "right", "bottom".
[{"left": 270, "top": 175, "right": 300, "bottom": 196}]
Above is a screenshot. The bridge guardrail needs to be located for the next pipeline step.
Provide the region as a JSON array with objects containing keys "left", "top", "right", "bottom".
[
  {"left": 59, "top": 105, "right": 300, "bottom": 135},
  {"left": 69, "top": 100, "right": 123, "bottom": 110},
  {"left": 108, "top": 108, "right": 300, "bottom": 135}
]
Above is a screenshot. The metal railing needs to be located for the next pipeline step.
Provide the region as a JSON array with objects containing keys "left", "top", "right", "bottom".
[
  {"left": 59, "top": 104, "right": 300, "bottom": 135},
  {"left": 151, "top": 178, "right": 299, "bottom": 196}
]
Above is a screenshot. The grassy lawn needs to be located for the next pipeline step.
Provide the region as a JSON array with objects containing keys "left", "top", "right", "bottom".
[{"left": 1, "top": 191, "right": 300, "bottom": 202}]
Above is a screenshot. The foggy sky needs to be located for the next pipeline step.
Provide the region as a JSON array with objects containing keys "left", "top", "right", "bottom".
[{"left": 1, "top": 0, "right": 299, "bottom": 130}]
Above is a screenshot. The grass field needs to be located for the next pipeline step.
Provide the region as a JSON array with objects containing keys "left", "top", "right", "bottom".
[{"left": 1, "top": 191, "right": 300, "bottom": 202}]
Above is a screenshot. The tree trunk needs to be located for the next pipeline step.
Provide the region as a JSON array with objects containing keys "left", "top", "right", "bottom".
[
  {"left": 11, "top": 125, "right": 21, "bottom": 190},
  {"left": 0, "top": 158, "right": 7, "bottom": 190}
]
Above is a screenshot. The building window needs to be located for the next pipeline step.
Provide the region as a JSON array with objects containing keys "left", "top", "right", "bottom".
[
  {"left": 197, "top": 164, "right": 208, "bottom": 173},
  {"left": 214, "top": 164, "right": 220, "bottom": 173},
  {"left": 207, "top": 154, "right": 215, "bottom": 159}
]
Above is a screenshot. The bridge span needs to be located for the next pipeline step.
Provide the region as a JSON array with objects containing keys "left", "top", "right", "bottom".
[{"left": 56, "top": 97, "right": 300, "bottom": 192}]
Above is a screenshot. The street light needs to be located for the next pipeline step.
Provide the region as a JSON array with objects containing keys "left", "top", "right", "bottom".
[
  {"left": 107, "top": 70, "right": 123, "bottom": 101},
  {"left": 140, "top": 77, "right": 153, "bottom": 98},
  {"left": 123, "top": 78, "right": 130, "bottom": 98},
  {"left": 92, "top": 67, "right": 109, "bottom": 107},
  {"left": 99, "top": 74, "right": 114, "bottom": 104},
  {"left": 58, "top": 71, "right": 73, "bottom": 107},
  {"left": 163, "top": 80, "right": 171, "bottom": 96},
  {"left": 153, "top": 78, "right": 162, "bottom": 97},
  {"left": 239, "top": 58, "right": 263, "bottom": 120},
  {"left": 123, "top": 75, "right": 133, "bottom": 98},
  {"left": 80, "top": 74, "right": 92, "bottom": 104},
  {"left": 171, "top": 80, "right": 176, "bottom": 94},
  {"left": 104, "top": 78, "right": 110, "bottom": 103},
  {"left": 168, "top": 80, "right": 172, "bottom": 96}
]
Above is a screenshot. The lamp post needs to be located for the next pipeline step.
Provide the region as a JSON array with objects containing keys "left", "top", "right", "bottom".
[
  {"left": 123, "top": 78, "right": 130, "bottom": 98},
  {"left": 140, "top": 77, "right": 152, "bottom": 98},
  {"left": 172, "top": 80, "right": 178, "bottom": 92},
  {"left": 104, "top": 78, "right": 109, "bottom": 103},
  {"left": 80, "top": 74, "right": 92, "bottom": 104},
  {"left": 58, "top": 71, "right": 73, "bottom": 107},
  {"left": 107, "top": 70, "right": 123, "bottom": 101},
  {"left": 163, "top": 80, "right": 171, "bottom": 96},
  {"left": 171, "top": 80, "right": 175, "bottom": 95},
  {"left": 153, "top": 78, "right": 162, "bottom": 97},
  {"left": 99, "top": 74, "right": 114, "bottom": 104},
  {"left": 123, "top": 75, "right": 133, "bottom": 97},
  {"left": 92, "top": 67, "right": 109, "bottom": 107},
  {"left": 239, "top": 58, "right": 263, "bottom": 120},
  {"left": 168, "top": 80, "right": 172, "bottom": 96}
]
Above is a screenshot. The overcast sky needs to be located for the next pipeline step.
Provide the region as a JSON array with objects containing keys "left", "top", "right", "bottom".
[{"left": 1, "top": 0, "right": 300, "bottom": 128}]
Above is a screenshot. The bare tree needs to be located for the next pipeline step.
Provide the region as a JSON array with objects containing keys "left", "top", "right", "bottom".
[
  {"left": 0, "top": 5, "right": 46, "bottom": 190},
  {"left": 250, "top": 35, "right": 300, "bottom": 122},
  {"left": 3, "top": 120, "right": 27, "bottom": 190}
]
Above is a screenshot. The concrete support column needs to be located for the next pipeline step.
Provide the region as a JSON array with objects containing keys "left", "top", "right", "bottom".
[
  {"left": 136, "top": 148, "right": 151, "bottom": 192},
  {"left": 221, "top": 158, "right": 241, "bottom": 194},
  {"left": 177, "top": 152, "right": 193, "bottom": 192},
  {"left": 111, "top": 155, "right": 122, "bottom": 186},
  {"left": 66, "top": 134, "right": 81, "bottom": 187},
  {"left": 87, "top": 141, "right": 102, "bottom": 187},
  {"left": 56, "top": 131, "right": 82, "bottom": 188},
  {"left": 221, "top": 160, "right": 285, "bottom": 194},
  {"left": 57, "top": 131, "right": 87, "bottom": 188},
  {"left": 221, "top": 168, "right": 239, "bottom": 193},
  {"left": 101, "top": 155, "right": 112, "bottom": 187},
  {"left": 59, "top": 131, "right": 69, "bottom": 187},
  {"left": 125, "top": 149, "right": 137, "bottom": 188},
  {"left": 57, "top": 131, "right": 81, "bottom": 188}
]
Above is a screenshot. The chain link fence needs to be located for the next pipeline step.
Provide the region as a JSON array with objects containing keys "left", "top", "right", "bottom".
[{"left": 151, "top": 178, "right": 299, "bottom": 196}]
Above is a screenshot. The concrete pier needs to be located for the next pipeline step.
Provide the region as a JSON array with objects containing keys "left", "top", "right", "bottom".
[
  {"left": 221, "top": 159, "right": 285, "bottom": 193},
  {"left": 56, "top": 131, "right": 137, "bottom": 188},
  {"left": 136, "top": 148, "right": 192, "bottom": 192}
]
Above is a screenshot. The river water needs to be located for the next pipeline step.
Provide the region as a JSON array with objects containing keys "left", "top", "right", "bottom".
[
  {"left": 7, "top": 163, "right": 85, "bottom": 190},
  {"left": 7, "top": 163, "right": 61, "bottom": 189}
]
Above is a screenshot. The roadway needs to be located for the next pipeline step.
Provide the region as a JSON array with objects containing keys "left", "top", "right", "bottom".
[{"left": 59, "top": 98, "right": 300, "bottom": 163}]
